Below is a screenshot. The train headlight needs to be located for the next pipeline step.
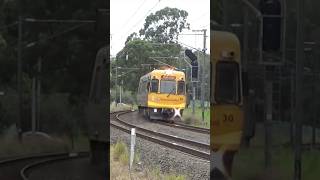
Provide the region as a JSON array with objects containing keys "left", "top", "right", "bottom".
[
  {"left": 166, "top": 69, "right": 173, "bottom": 75},
  {"left": 221, "top": 51, "right": 235, "bottom": 60}
]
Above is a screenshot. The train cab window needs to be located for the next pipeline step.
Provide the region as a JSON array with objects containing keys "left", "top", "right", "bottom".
[
  {"left": 147, "top": 82, "right": 150, "bottom": 91},
  {"left": 150, "top": 79, "right": 159, "bottom": 93},
  {"left": 215, "top": 62, "right": 240, "bottom": 104},
  {"left": 160, "top": 80, "right": 176, "bottom": 94},
  {"left": 177, "top": 81, "right": 185, "bottom": 95}
]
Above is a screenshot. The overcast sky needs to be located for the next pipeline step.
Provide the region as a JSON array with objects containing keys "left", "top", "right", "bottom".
[{"left": 110, "top": 0, "right": 210, "bottom": 57}]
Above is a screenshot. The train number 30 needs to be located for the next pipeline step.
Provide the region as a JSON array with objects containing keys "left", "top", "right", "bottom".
[{"left": 223, "top": 114, "right": 234, "bottom": 123}]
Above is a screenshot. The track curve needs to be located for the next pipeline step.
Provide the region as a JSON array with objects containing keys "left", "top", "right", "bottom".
[{"left": 110, "top": 110, "right": 210, "bottom": 161}]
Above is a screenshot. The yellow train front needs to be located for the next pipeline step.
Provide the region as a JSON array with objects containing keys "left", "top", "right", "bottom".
[
  {"left": 210, "top": 31, "right": 244, "bottom": 178},
  {"left": 137, "top": 67, "right": 186, "bottom": 121}
]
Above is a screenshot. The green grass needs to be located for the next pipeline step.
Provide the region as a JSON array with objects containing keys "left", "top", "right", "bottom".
[
  {"left": 183, "top": 106, "right": 210, "bottom": 128},
  {"left": 110, "top": 102, "right": 134, "bottom": 112},
  {"left": 0, "top": 134, "right": 89, "bottom": 158},
  {"left": 232, "top": 147, "right": 320, "bottom": 180},
  {"left": 112, "top": 141, "right": 128, "bottom": 161},
  {"left": 111, "top": 141, "right": 186, "bottom": 180}
]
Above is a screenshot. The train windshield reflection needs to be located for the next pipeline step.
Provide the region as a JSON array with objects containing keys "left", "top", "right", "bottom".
[
  {"left": 215, "top": 61, "right": 240, "bottom": 104},
  {"left": 160, "top": 80, "right": 176, "bottom": 94}
]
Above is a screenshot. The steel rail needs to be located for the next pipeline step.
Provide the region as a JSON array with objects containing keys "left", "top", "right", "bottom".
[
  {"left": 116, "top": 111, "right": 209, "bottom": 149},
  {"left": 155, "top": 121, "right": 210, "bottom": 134},
  {"left": 20, "top": 152, "right": 89, "bottom": 180},
  {"left": 111, "top": 111, "right": 209, "bottom": 161}
]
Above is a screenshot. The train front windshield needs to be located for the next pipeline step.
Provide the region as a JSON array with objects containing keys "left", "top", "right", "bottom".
[
  {"left": 215, "top": 61, "right": 240, "bottom": 104},
  {"left": 160, "top": 80, "right": 176, "bottom": 94}
]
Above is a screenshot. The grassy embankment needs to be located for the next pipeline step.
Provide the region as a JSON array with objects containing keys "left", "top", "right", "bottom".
[
  {"left": 232, "top": 124, "right": 320, "bottom": 180},
  {"left": 0, "top": 126, "right": 89, "bottom": 158},
  {"left": 111, "top": 141, "right": 186, "bottom": 180}
]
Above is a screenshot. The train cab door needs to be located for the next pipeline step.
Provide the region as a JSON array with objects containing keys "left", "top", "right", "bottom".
[
  {"left": 210, "top": 31, "right": 244, "bottom": 179},
  {"left": 85, "top": 46, "right": 108, "bottom": 175}
]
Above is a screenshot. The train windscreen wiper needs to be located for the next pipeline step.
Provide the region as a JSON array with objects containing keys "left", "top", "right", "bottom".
[{"left": 167, "top": 88, "right": 175, "bottom": 97}]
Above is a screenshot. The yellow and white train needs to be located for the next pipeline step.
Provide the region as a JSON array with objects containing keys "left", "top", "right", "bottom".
[
  {"left": 211, "top": 30, "right": 246, "bottom": 178},
  {"left": 137, "top": 66, "right": 187, "bottom": 121}
]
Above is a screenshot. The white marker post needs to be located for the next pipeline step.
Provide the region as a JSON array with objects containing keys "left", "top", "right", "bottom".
[{"left": 129, "top": 128, "right": 136, "bottom": 170}]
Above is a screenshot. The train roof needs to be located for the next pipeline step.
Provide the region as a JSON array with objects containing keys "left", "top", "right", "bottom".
[
  {"left": 140, "top": 69, "right": 185, "bottom": 80},
  {"left": 211, "top": 31, "right": 241, "bottom": 62}
]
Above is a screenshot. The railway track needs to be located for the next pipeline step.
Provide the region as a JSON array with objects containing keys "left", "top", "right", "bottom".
[
  {"left": 155, "top": 121, "right": 210, "bottom": 134},
  {"left": 111, "top": 111, "right": 320, "bottom": 152},
  {"left": 0, "top": 151, "right": 88, "bottom": 180},
  {"left": 110, "top": 110, "right": 210, "bottom": 161}
]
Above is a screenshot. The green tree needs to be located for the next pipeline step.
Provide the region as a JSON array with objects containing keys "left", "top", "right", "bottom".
[
  {"left": 138, "top": 7, "right": 190, "bottom": 43},
  {"left": 115, "top": 7, "right": 191, "bottom": 94},
  {"left": 212, "top": 0, "right": 223, "bottom": 24}
]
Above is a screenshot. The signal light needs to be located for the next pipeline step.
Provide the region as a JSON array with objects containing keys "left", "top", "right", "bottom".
[
  {"left": 95, "top": 9, "right": 108, "bottom": 39},
  {"left": 191, "top": 61, "right": 198, "bottom": 79},
  {"left": 185, "top": 49, "right": 198, "bottom": 80},
  {"left": 259, "top": 0, "right": 281, "bottom": 51},
  {"left": 185, "top": 49, "right": 197, "bottom": 62}
]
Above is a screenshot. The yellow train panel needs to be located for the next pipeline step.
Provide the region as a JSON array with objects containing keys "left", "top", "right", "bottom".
[
  {"left": 148, "top": 93, "right": 186, "bottom": 109},
  {"left": 211, "top": 105, "right": 244, "bottom": 151}
]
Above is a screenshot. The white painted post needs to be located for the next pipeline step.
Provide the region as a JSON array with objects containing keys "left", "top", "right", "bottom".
[{"left": 129, "top": 128, "right": 136, "bottom": 170}]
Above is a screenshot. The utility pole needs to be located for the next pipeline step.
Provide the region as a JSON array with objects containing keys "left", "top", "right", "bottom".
[
  {"left": 294, "top": 0, "right": 304, "bottom": 179},
  {"left": 17, "top": 12, "right": 23, "bottom": 142},
  {"left": 120, "top": 79, "right": 123, "bottom": 104},
  {"left": 201, "top": 29, "right": 207, "bottom": 122},
  {"left": 192, "top": 29, "right": 207, "bottom": 122},
  {"left": 37, "top": 57, "right": 42, "bottom": 130},
  {"left": 115, "top": 66, "right": 118, "bottom": 106},
  {"left": 290, "top": 69, "right": 295, "bottom": 147},
  {"left": 31, "top": 77, "right": 36, "bottom": 133},
  {"left": 265, "top": 82, "right": 272, "bottom": 168}
]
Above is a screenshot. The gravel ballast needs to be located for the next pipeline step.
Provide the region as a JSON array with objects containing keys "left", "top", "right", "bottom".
[
  {"left": 119, "top": 112, "right": 210, "bottom": 144},
  {"left": 110, "top": 126, "right": 210, "bottom": 180}
]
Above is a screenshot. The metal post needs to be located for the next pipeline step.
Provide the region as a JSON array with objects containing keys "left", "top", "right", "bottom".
[
  {"left": 265, "top": 82, "right": 272, "bottom": 168},
  {"left": 201, "top": 29, "right": 207, "bottom": 122},
  {"left": 294, "top": 0, "right": 304, "bottom": 179},
  {"left": 259, "top": 16, "right": 263, "bottom": 64},
  {"left": 312, "top": 69, "right": 316, "bottom": 147},
  {"left": 115, "top": 66, "right": 118, "bottom": 106},
  {"left": 282, "top": 0, "right": 287, "bottom": 64},
  {"left": 129, "top": 128, "right": 136, "bottom": 170},
  {"left": 222, "top": 0, "right": 227, "bottom": 28},
  {"left": 240, "top": 0, "right": 263, "bottom": 63},
  {"left": 192, "top": 84, "right": 195, "bottom": 115},
  {"left": 242, "top": 6, "right": 250, "bottom": 147},
  {"left": 243, "top": 7, "right": 249, "bottom": 69},
  {"left": 120, "top": 79, "right": 123, "bottom": 104},
  {"left": 17, "top": 16, "right": 23, "bottom": 142},
  {"left": 290, "top": 69, "right": 295, "bottom": 147},
  {"left": 31, "top": 77, "right": 36, "bottom": 133},
  {"left": 37, "top": 57, "right": 41, "bottom": 131}
]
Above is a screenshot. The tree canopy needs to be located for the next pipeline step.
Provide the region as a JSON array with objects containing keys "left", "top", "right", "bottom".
[{"left": 138, "top": 7, "right": 190, "bottom": 43}]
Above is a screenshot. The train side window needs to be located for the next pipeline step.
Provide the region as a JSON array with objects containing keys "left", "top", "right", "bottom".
[
  {"left": 177, "top": 81, "right": 185, "bottom": 95},
  {"left": 147, "top": 82, "right": 150, "bottom": 92},
  {"left": 215, "top": 61, "right": 240, "bottom": 104},
  {"left": 150, "top": 79, "right": 159, "bottom": 93}
]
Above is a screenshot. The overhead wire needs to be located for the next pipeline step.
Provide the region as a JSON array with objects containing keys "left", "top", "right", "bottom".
[
  {"left": 0, "top": 21, "right": 18, "bottom": 31},
  {"left": 123, "top": 0, "right": 163, "bottom": 38},
  {"left": 116, "top": 0, "right": 148, "bottom": 34}
]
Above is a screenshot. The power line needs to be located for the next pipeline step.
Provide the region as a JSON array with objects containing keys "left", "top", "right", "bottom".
[
  {"left": 23, "top": 18, "right": 95, "bottom": 23},
  {"left": 117, "top": 0, "right": 148, "bottom": 34},
  {"left": 199, "top": 24, "right": 210, "bottom": 29},
  {"left": 24, "top": 23, "right": 89, "bottom": 49},
  {"left": 0, "top": 21, "right": 18, "bottom": 31},
  {"left": 124, "top": 0, "right": 162, "bottom": 38},
  {"left": 190, "top": 11, "right": 209, "bottom": 22}
]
